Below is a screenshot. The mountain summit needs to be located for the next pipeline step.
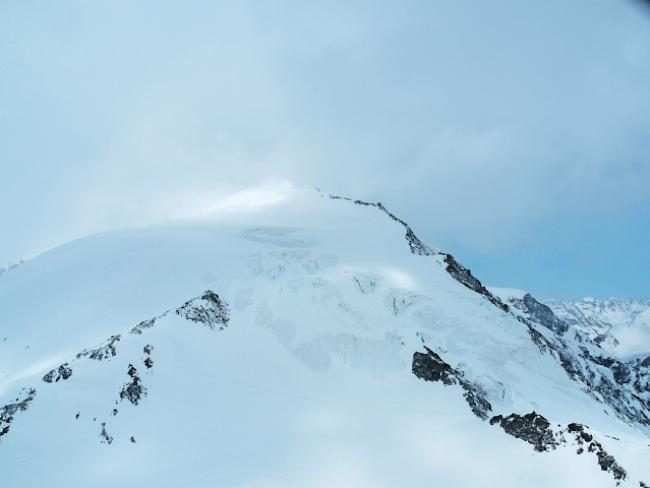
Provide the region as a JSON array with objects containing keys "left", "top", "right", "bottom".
[{"left": 1, "top": 188, "right": 648, "bottom": 487}]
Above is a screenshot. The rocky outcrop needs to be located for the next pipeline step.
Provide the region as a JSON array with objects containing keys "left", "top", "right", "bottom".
[
  {"left": 327, "top": 195, "right": 436, "bottom": 256},
  {"left": 328, "top": 193, "right": 512, "bottom": 312},
  {"left": 119, "top": 364, "right": 146, "bottom": 406},
  {"left": 130, "top": 318, "right": 156, "bottom": 335},
  {"left": 490, "top": 412, "right": 558, "bottom": 452},
  {"left": 99, "top": 422, "right": 113, "bottom": 445},
  {"left": 509, "top": 293, "right": 568, "bottom": 334},
  {"left": 77, "top": 335, "right": 121, "bottom": 361},
  {"left": 143, "top": 344, "right": 154, "bottom": 369},
  {"left": 488, "top": 415, "right": 627, "bottom": 482},
  {"left": 566, "top": 423, "right": 627, "bottom": 482},
  {"left": 175, "top": 291, "right": 230, "bottom": 330},
  {"left": 441, "top": 254, "right": 509, "bottom": 312},
  {"left": 0, "top": 388, "right": 36, "bottom": 437},
  {"left": 412, "top": 348, "right": 492, "bottom": 420},
  {"left": 43, "top": 363, "right": 73, "bottom": 383}
]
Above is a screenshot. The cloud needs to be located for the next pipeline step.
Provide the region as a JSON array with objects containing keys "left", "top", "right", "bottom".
[{"left": 1, "top": 0, "right": 649, "bottom": 295}]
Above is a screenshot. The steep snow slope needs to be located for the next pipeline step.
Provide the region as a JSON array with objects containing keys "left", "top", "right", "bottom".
[
  {"left": 492, "top": 288, "right": 650, "bottom": 437},
  {"left": 1, "top": 189, "right": 649, "bottom": 487},
  {"left": 545, "top": 298, "right": 650, "bottom": 359}
]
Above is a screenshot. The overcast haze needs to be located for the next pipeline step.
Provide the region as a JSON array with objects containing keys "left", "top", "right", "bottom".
[{"left": 1, "top": 0, "right": 649, "bottom": 299}]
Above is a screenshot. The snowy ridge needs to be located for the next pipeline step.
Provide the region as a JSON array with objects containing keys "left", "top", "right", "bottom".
[
  {"left": 1, "top": 290, "right": 228, "bottom": 442},
  {"left": 1, "top": 188, "right": 649, "bottom": 487}
]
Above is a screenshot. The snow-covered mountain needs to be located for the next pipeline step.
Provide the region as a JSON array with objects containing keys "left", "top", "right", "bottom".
[
  {"left": 544, "top": 298, "right": 650, "bottom": 359},
  {"left": 1, "top": 188, "right": 649, "bottom": 487}
]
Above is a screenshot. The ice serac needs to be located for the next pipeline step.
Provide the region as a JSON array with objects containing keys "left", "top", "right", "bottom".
[{"left": 0, "top": 188, "right": 649, "bottom": 487}]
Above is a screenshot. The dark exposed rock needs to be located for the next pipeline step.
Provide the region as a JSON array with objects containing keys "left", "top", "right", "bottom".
[
  {"left": 509, "top": 294, "right": 568, "bottom": 334},
  {"left": 77, "top": 335, "right": 121, "bottom": 361},
  {"left": 567, "top": 422, "right": 586, "bottom": 432},
  {"left": 412, "top": 350, "right": 455, "bottom": 385},
  {"left": 412, "top": 348, "right": 492, "bottom": 420},
  {"left": 119, "top": 364, "right": 147, "bottom": 406},
  {"left": 563, "top": 424, "right": 627, "bottom": 482},
  {"left": 462, "top": 387, "right": 493, "bottom": 421},
  {"left": 175, "top": 291, "right": 230, "bottom": 330},
  {"left": 441, "top": 254, "right": 509, "bottom": 312},
  {"left": 42, "top": 363, "right": 73, "bottom": 383},
  {"left": 490, "top": 412, "right": 558, "bottom": 452},
  {"left": 329, "top": 193, "right": 509, "bottom": 313},
  {"left": 130, "top": 318, "right": 156, "bottom": 335},
  {"left": 143, "top": 344, "right": 154, "bottom": 368},
  {"left": 130, "top": 436, "right": 136, "bottom": 443},
  {"left": 0, "top": 388, "right": 36, "bottom": 438},
  {"left": 327, "top": 195, "right": 436, "bottom": 256},
  {"left": 593, "top": 442, "right": 627, "bottom": 481},
  {"left": 612, "top": 363, "right": 631, "bottom": 384},
  {"left": 100, "top": 422, "right": 113, "bottom": 445}
]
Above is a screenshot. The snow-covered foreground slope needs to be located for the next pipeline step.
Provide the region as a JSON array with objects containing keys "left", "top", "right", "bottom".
[{"left": 1, "top": 189, "right": 649, "bottom": 487}]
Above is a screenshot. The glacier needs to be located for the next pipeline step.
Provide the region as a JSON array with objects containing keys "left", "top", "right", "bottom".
[{"left": 0, "top": 188, "right": 649, "bottom": 487}]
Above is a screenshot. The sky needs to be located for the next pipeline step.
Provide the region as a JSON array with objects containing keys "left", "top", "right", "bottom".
[{"left": 1, "top": 0, "right": 649, "bottom": 299}]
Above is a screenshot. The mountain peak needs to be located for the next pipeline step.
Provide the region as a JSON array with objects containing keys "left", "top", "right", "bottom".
[{"left": 1, "top": 192, "right": 649, "bottom": 486}]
